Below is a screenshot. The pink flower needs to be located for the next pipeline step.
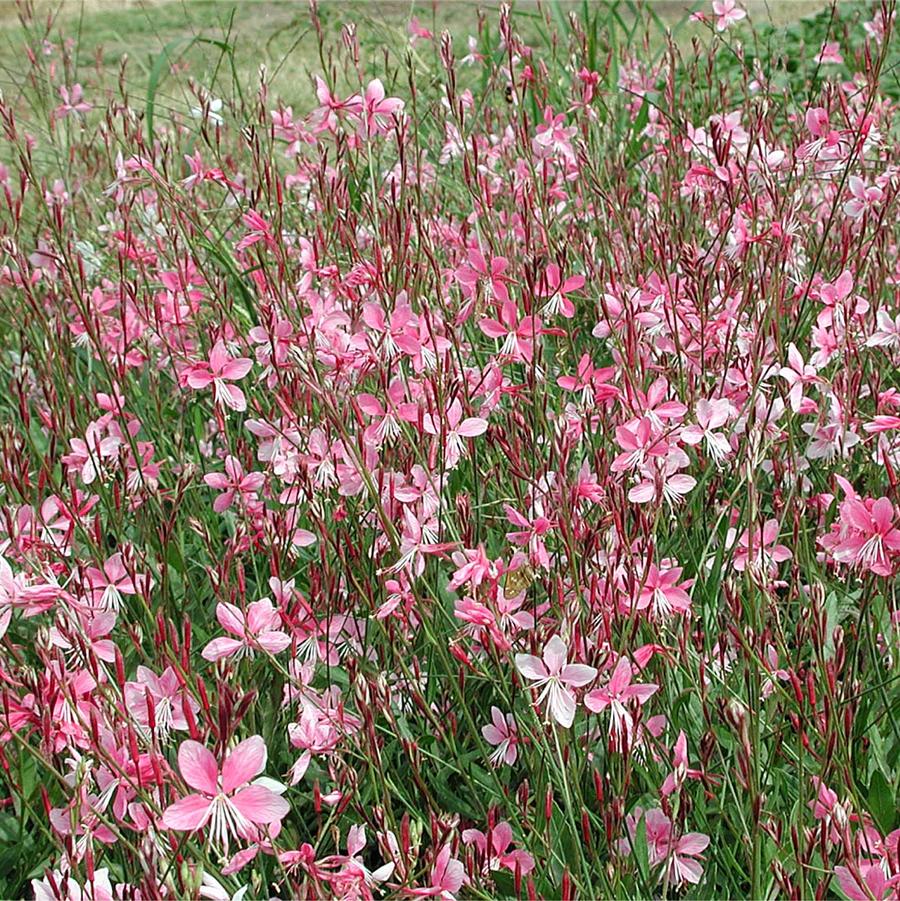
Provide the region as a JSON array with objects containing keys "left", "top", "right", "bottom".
[
  {"left": 462, "top": 821, "right": 535, "bottom": 876},
  {"left": 204, "top": 456, "right": 265, "bottom": 513},
  {"left": 84, "top": 552, "right": 149, "bottom": 612},
  {"left": 611, "top": 417, "right": 669, "bottom": 473},
  {"left": 124, "top": 665, "right": 199, "bottom": 739},
  {"left": 456, "top": 249, "right": 511, "bottom": 305},
  {"left": 585, "top": 656, "right": 658, "bottom": 749},
  {"left": 423, "top": 399, "right": 488, "bottom": 469},
  {"left": 655, "top": 821, "right": 709, "bottom": 886},
  {"left": 185, "top": 340, "right": 253, "bottom": 412},
  {"left": 353, "top": 79, "right": 404, "bottom": 137},
  {"left": 407, "top": 845, "right": 467, "bottom": 899},
  {"left": 627, "top": 452, "right": 696, "bottom": 507},
  {"left": 778, "top": 343, "right": 822, "bottom": 413},
  {"left": 712, "top": 0, "right": 745, "bottom": 31},
  {"left": 479, "top": 301, "right": 543, "bottom": 364},
  {"left": 537, "top": 264, "right": 584, "bottom": 318},
  {"left": 728, "top": 519, "right": 792, "bottom": 576},
  {"left": 632, "top": 563, "right": 693, "bottom": 619},
  {"left": 834, "top": 862, "right": 900, "bottom": 901},
  {"left": 481, "top": 706, "right": 519, "bottom": 766},
  {"left": 54, "top": 84, "right": 92, "bottom": 119},
  {"left": 623, "top": 808, "right": 709, "bottom": 887},
  {"left": 681, "top": 398, "right": 733, "bottom": 462},
  {"left": 504, "top": 504, "right": 555, "bottom": 570},
  {"left": 557, "top": 354, "right": 618, "bottom": 404},
  {"left": 235, "top": 209, "right": 275, "bottom": 252},
  {"left": 814, "top": 41, "right": 844, "bottom": 64},
  {"left": 662, "top": 731, "right": 687, "bottom": 797},
  {"left": 202, "top": 599, "right": 291, "bottom": 661},
  {"left": 162, "top": 736, "right": 289, "bottom": 847},
  {"left": 317, "top": 824, "right": 395, "bottom": 890},
  {"left": 515, "top": 635, "right": 597, "bottom": 728},
  {"left": 843, "top": 176, "right": 884, "bottom": 220},
  {"left": 832, "top": 497, "right": 900, "bottom": 577}
]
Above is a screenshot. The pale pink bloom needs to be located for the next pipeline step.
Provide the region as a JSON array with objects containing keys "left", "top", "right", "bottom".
[
  {"left": 727, "top": 520, "right": 792, "bottom": 575},
  {"left": 662, "top": 731, "right": 688, "bottom": 797},
  {"left": 202, "top": 599, "right": 291, "bottom": 661},
  {"left": 831, "top": 497, "right": 900, "bottom": 577},
  {"left": 358, "top": 381, "right": 406, "bottom": 447},
  {"left": 809, "top": 777, "right": 849, "bottom": 843},
  {"left": 423, "top": 399, "right": 488, "bottom": 469},
  {"left": 48, "top": 608, "right": 117, "bottom": 663},
  {"left": 536, "top": 263, "right": 584, "bottom": 319},
  {"left": 407, "top": 845, "right": 467, "bottom": 899},
  {"left": 515, "top": 635, "right": 597, "bottom": 728},
  {"left": 235, "top": 209, "right": 275, "bottom": 252},
  {"left": 799, "top": 107, "right": 850, "bottom": 163},
  {"left": 778, "top": 343, "right": 822, "bottom": 413},
  {"left": 449, "top": 546, "right": 499, "bottom": 591},
  {"left": 62, "top": 422, "right": 121, "bottom": 485},
  {"left": 124, "top": 665, "right": 200, "bottom": 739},
  {"left": 478, "top": 301, "right": 543, "bottom": 363},
  {"left": 456, "top": 249, "right": 511, "bottom": 305},
  {"left": 204, "top": 456, "right": 265, "bottom": 512},
  {"left": 317, "top": 824, "right": 395, "bottom": 889},
  {"left": 481, "top": 706, "right": 519, "bottom": 766},
  {"left": 557, "top": 354, "right": 618, "bottom": 404},
  {"left": 54, "top": 84, "right": 92, "bottom": 119},
  {"left": 712, "top": 0, "right": 745, "bottom": 31},
  {"left": 408, "top": 16, "right": 434, "bottom": 44},
  {"left": 611, "top": 418, "right": 669, "bottom": 473},
  {"left": 389, "top": 507, "right": 454, "bottom": 577},
  {"left": 504, "top": 504, "right": 554, "bottom": 570},
  {"left": 83, "top": 552, "right": 148, "bottom": 612},
  {"left": 761, "top": 645, "right": 790, "bottom": 699},
  {"left": 162, "top": 736, "right": 289, "bottom": 847},
  {"left": 814, "top": 41, "right": 843, "bottom": 64},
  {"left": 310, "top": 76, "right": 358, "bottom": 132},
  {"left": 623, "top": 808, "right": 709, "bottom": 886},
  {"left": 353, "top": 79, "right": 404, "bottom": 138},
  {"left": 532, "top": 107, "right": 577, "bottom": 164},
  {"left": 462, "top": 821, "right": 535, "bottom": 876},
  {"left": 834, "top": 862, "right": 900, "bottom": 900},
  {"left": 863, "top": 8, "right": 895, "bottom": 44},
  {"left": 628, "top": 452, "right": 696, "bottom": 507},
  {"left": 626, "top": 377, "right": 687, "bottom": 428},
  {"left": 33, "top": 868, "right": 114, "bottom": 901},
  {"left": 585, "top": 656, "right": 658, "bottom": 749},
  {"left": 867, "top": 310, "right": 900, "bottom": 349},
  {"left": 460, "top": 35, "right": 485, "bottom": 66},
  {"left": 186, "top": 340, "right": 253, "bottom": 412},
  {"left": 801, "top": 404, "right": 860, "bottom": 461},
  {"left": 632, "top": 563, "right": 692, "bottom": 619},
  {"left": 865, "top": 416, "right": 900, "bottom": 434},
  {"left": 49, "top": 793, "right": 117, "bottom": 854},
  {"left": 843, "top": 176, "right": 884, "bottom": 219},
  {"left": 657, "top": 827, "right": 709, "bottom": 886},
  {"left": 681, "top": 398, "right": 733, "bottom": 462}
]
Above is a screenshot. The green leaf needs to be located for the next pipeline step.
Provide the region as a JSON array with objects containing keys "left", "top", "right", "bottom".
[
  {"left": 868, "top": 770, "right": 897, "bottom": 833},
  {"left": 633, "top": 810, "right": 650, "bottom": 884}
]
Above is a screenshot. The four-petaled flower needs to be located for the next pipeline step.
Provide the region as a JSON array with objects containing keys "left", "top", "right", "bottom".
[
  {"left": 202, "top": 599, "right": 291, "bottom": 662},
  {"left": 515, "top": 635, "right": 597, "bottom": 728},
  {"left": 186, "top": 340, "right": 253, "bottom": 412},
  {"left": 162, "top": 736, "right": 289, "bottom": 848}
]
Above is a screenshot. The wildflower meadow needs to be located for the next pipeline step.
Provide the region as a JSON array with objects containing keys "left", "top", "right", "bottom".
[{"left": 0, "top": 0, "right": 899, "bottom": 898}]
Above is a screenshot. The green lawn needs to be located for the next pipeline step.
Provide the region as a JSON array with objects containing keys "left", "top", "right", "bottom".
[{"left": 0, "top": 0, "right": 828, "bottom": 116}]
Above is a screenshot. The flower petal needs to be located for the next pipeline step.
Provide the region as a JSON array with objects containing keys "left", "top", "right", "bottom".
[{"left": 222, "top": 735, "right": 268, "bottom": 794}]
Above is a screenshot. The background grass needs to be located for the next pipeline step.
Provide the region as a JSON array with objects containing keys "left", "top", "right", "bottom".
[{"left": 0, "top": 0, "right": 829, "bottom": 114}]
